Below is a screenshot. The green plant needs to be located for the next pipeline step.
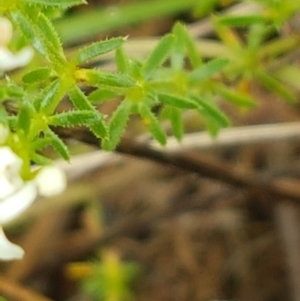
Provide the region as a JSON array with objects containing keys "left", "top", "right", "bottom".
[
  {"left": 1, "top": 0, "right": 300, "bottom": 170},
  {"left": 67, "top": 249, "right": 139, "bottom": 301}
]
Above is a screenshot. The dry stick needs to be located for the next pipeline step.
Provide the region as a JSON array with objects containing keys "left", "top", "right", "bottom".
[
  {"left": 153, "top": 122, "right": 300, "bottom": 151},
  {"left": 52, "top": 122, "right": 300, "bottom": 183},
  {"left": 56, "top": 127, "right": 300, "bottom": 204},
  {"left": 0, "top": 276, "right": 54, "bottom": 301}
]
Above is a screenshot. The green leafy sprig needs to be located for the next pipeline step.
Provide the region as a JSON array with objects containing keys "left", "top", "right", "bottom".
[{"left": 0, "top": 0, "right": 299, "bottom": 167}]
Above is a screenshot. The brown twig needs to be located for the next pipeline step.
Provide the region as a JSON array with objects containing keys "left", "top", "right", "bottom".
[
  {"left": 55, "top": 127, "right": 300, "bottom": 204},
  {"left": 0, "top": 276, "right": 54, "bottom": 301}
]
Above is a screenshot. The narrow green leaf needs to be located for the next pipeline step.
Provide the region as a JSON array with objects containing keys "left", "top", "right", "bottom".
[
  {"left": 139, "top": 104, "right": 166, "bottom": 145},
  {"left": 169, "top": 107, "right": 183, "bottom": 141},
  {"left": 36, "top": 79, "right": 61, "bottom": 113},
  {"left": 158, "top": 93, "right": 199, "bottom": 109},
  {"left": 170, "top": 41, "right": 184, "bottom": 71},
  {"left": 215, "top": 85, "right": 257, "bottom": 108},
  {"left": 173, "top": 22, "right": 201, "bottom": 68},
  {"left": 68, "top": 86, "right": 107, "bottom": 138},
  {"left": 248, "top": 23, "right": 269, "bottom": 51},
  {"left": 193, "top": 95, "right": 230, "bottom": 128},
  {"left": 49, "top": 110, "right": 101, "bottom": 127},
  {"left": 76, "top": 69, "right": 135, "bottom": 88},
  {"left": 10, "top": 10, "right": 48, "bottom": 59},
  {"left": 217, "top": 15, "right": 265, "bottom": 27},
  {"left": 143, "top": 34, "right": 175, "bottom": 79},
  {"left": 129, "top": 59, "right": 143, "bottom": 81},
  {"left": 73, "top": 37, "right": 124, "bottom": 65},
  {"left": 102, "top": 101, "right": 131, "bottom": 150},
  {"left": 256, "top": 70, "right": 297, "bottom": 103},
  {"left": 214, "top": 21, "right": 242, "bottom": 50},
  {"left": 115, "top": 47, "right": 129, "bottom": 73},
  {"left": 10, "top": 10, "right": 65, "bottom": 67},
  {"left": 89, "top": 122, "right": 108, "bottom": 139},
  {"left": 68, "top": 85, "right": 95, "bottom": 111},
  {"left": 17, "top": 104, "right": 32, "bottom": 134},
  {"left": 23, "top": 0, "right": 86, "bottom": 6},
  {"left": 32, "top": 137, "right": 53, "bottom": 151},
  {"left": 22, "top": 67, "right": 52, "bottom": 84},
  {"left": 4, "top": 82, "right": 25, "bottom": 99},
  {"left": 0, "top": 105, "right": 8, "bottom": 126},
  {"left": 35, "top": 12, "right": 65, "bottom": 63},
  {"left": 45, "top": 129, "right": 70, "bottom": 161},
  {"left": 30, "top": 152, "right": 52, "bottom": 165},
  {"left": 88, "top": 89, "right": 120, "bottom": 104},
  {"left": 189, "top": 58, "right": 229, "bottom": 82}
]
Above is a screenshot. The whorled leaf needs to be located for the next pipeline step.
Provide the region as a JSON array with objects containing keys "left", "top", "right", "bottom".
[
  {"left": 10, "top": 10, "right": 48, "bottom": 59},
  {"left": 22, "top": 67, "right": 52, "bottom": 84},
  {"left": 49, "top": 110, "right": 101, "bottom": 127},
  {"left": 102, "top": 101, "right": 131, "bottom": 151},
  {"left": 88, "top": 89, "right": 120, "bottom": 104},
  {"left": 68, "top": 85, "right": 107, "bottom": 138},
  {"left": 32, "top": 136, "right": 53, "bottom": 151},
  {"left": 0, "top": 81, "right": 25, "bottom": 100},
  {"left": 158, "top": 92, "right": 199, "bottom": 109},
  {"left": 115, "top": 46, "right": 129, "bottom": 74},
  {"left": 35, "top": 79, "right": 62, "bottom": 113},
  {"left": 30, "top": 152, "right": 52, "bottom": 165},
  {"left": 23, "top": 0, "right": 86, "bottom": 6},
  {"left": 189, "top": 58, "right": 229, "bottom": 82},
  {"left": 143, "top": 34, "right": 175, "bottom": 79},
  {"left": 73, "top": 37, "right": 125, "bottom": 65},
  {"left": 10, "top": 9, "right": 66, "bottom": 69},
  {"left": 0, "top": 105, "right": 8, "bottom": 126},
  {"left": 139, "top": 104, "right": 166, "bottom": 145},
  {"left": 168, "top": 106, "right": 183, "bottom": 141},
  {"left": 214, "top": 84, "right": 257, "bottom": 108},
  {"left": 255, "top": 70, "right": 297, "bottom": 103},
  {"left": 214, "top": 20, "right": 242, "bottom": 50},
  {"left": 34, "top": 11, "right": 65, "bottom": 63},
  {"left": 173, "top": 22, "right": 201, "bottom": 68},
  {"left": 75, "top": 69, "right": 135, "bottom": 88},
  {"left": 17, "top": 103, "right": 32, "bottom": 135},
  {"left": 192, "top": 95, "right": 230, "bottom": 128},
  {"left": 68, "top": 85, "right": 95, "bottom": 111},
  {"left": 44, "top": 129, "right": 70, "bottom": 161},
  {"left": 217, "top": 15, "right": 266, "bottom": 27}
]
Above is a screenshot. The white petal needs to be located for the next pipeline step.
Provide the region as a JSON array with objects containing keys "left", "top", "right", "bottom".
[
  {"left": 36, "top": 166, "right": 66, "bottom": 197},
  {"left": 0, "top": 47, "right": 33, "bottom": 71},
  {"left": 0, "top": 147, "right": 23, "bottom": 199},
  {"left": 13, "top": 47, "right": 34, "bottom": 67},
  {"left": 0, "top": 176, "right": 16, "bottom": 199},
  {"left": 0, "top": 146, "right": 23, "bottom": 200},
  {"left": 0, "top": 227, "right": 24, "bottom": 260},
  {"left": 0, "top": 181, "right": 37, "bottom": 224},
  {"left": 0, "top": 17, "right": 12, "bottom": 45},
  {"left": 0, "top": 47, "right": 19, "bottom": 71},
  {"left": 0, "top": 146, "right": 22, "bottom": 174}
]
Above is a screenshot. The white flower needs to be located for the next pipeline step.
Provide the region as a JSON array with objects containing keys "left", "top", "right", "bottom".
[
  {"left": 35, "top": 165, "right": 66, "bottom": 197},
  {"left": 0, "top": 17, "right": 34, "bottom": 72},
  {"left": 0, "top": 146, "right": 67, "bottom": 260}
]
